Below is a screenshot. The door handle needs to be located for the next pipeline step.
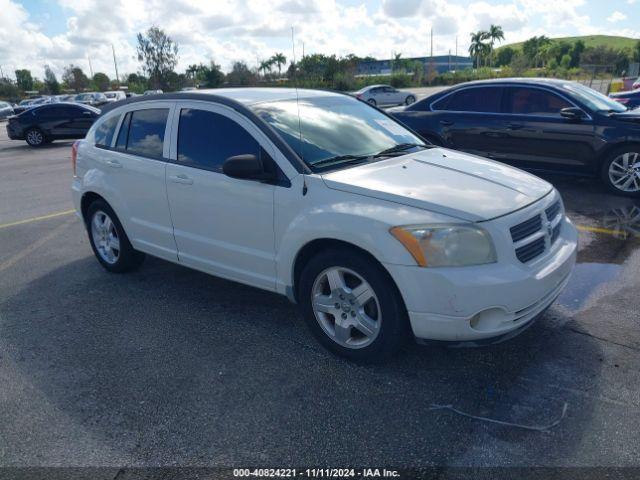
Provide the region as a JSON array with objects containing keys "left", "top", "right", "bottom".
[
  {"left": 506, "top": 123, "right": 524, "bottom": 130},
  {"left": 169, "top": 174, "right": 193, "bottom": 185},
  {"left": 440, "top": 120, "right": 454, "bottom": 126},
  {"left": 106, "top": 159, "right": 122, "bottom": 168}
]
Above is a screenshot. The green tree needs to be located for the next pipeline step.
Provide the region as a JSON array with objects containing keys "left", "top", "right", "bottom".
[
  {"left": 496, "top": 46, "right": 515, "bottom": 67},
  {"left": 92, "top": 72, "right": 110, "bottom": 91},
  {"left": 570, "top": 40, "right": 585, "bottom": 68},
  {"left": 469, "top": 31, "right": 489, "bottom": 68},
  {"left": 44, "top": 65, "right": 60, "bottom": 94},
  {"left": 0, "top": 78, "right": 20, "bottom": 100},
  {"left": 226, "top": 61, "right": 257, "bottom": 86},
  {"left": 136, "top": 26, "right": 179, "bottom": 90},
  {"left": 560, "top": 54, "right": 571, "bottom": 70},
  {"left": 258, "top": 58, "right": 274, "bottom": 77},
  {"left": 486, "top": 24, "right": 505, "bottom": 67},
  {"left": 62, "top": 65, "right": 88, "bottom": 93},
  {"left": 633, "top": 40, "right": 640, "bottom": 63},
  {"left": 270, "top": 52, "right": 287, "bottom": 77},
  {"left": 14, "top": 69, "right": 33, "bottom": 92}
]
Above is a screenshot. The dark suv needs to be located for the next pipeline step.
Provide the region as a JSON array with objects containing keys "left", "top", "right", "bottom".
[{"left": 390, "top": 78, "right": 640, "bottom": 197}]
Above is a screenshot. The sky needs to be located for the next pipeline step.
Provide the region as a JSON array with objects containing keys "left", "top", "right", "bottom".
[{"left": 0, "top": 0, "right": 638, "bottom": 81}]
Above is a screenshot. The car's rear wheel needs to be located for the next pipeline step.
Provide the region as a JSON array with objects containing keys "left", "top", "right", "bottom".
[
  {"left": 601, "top": 147, "right": 640, "bottom": 197},
  {"left": 298, "top": 248, "right": 409, "bottom": 362},
  {"left": 405, "top": 95, "right": 416, "bottom": 105},
  {"left": 367, "top": 98, "right": 377, "bottom": 106},
  {"left": 25, "top": 128, "right": 45, "bottom": 147},
  {"left": 86, "top": 199, "right": 145, "bottom": 273}
]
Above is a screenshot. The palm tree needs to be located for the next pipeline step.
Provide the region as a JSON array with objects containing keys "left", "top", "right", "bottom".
[
  {"left": 487, "top": 24, "right": 505, "bottom": 68},
  {"left": 259, "top": 59, "right": 274, "bottom": 77},
  {"left": 469, "top": 31, "right": 489, "bottom": 69},
  {"left": 271, "top": 53, "right": 287, "bottom": 77}
]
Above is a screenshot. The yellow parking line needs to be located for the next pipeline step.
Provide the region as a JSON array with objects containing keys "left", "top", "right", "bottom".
[
  {"left": 0, "top": 209, "right": 76, "bottom": 230},
  {"left": 577, "top": 225, "right": 637, "bottom": 237}
]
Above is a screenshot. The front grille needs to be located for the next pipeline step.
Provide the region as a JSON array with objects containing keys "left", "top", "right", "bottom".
[
  {"left": 510, "top": 215, "right": 542, "bottom": 242},
  {"left": 545, "top": 201, "right": 561, "bottom": 221},
  {"left": 515, "top": 236, "right": 546, "bottom": 263},
  {"left": 509, "top": 199, "right": 563, "bottom": 264}
]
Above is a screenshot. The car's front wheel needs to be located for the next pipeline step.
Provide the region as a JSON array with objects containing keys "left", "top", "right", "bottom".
[
  {"left": 25, "top": 128, "right": 45, "bottom": 147},
  {"left": 86, "top": 199, "right": 145, "bottom": 273},
  {"left": 299, "top": 248, "right": 409, "bottom": 362},
  {"left": 367, "top": 98, "right": 377, "bottom": 107},
  {"left": 601, "top": 147, "right": 640, "bottom": 197}
]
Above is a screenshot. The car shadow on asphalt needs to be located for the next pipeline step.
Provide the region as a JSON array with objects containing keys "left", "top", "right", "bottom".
[{"left": 0, "top": 252, "right": 604, "bottom": 466}]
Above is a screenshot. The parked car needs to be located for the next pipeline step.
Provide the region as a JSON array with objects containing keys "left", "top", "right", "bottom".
[
  {"left": 0, "top": 101, "right": 14, "bottom": 120},
  {"left": 633, "top": 78, "right": 640, "bottom": 90},
  {"left": 6, "top": 103, "right": 100, "bottom": 147},
  {"left": 72, "top": 88, "right": 577, "bottom": 361},
  {"left": 56, "top": 94, "right": 76, "bottom": 102},
  {"left": 75, "top": 92, "right": 108, "bottom": 107},
  {"left": 390, "top": 78, "right": 640, "bottom": 197},
  {"left": 143, "top": 89, "right": 163, "bottom": 95},
  {"left": 12, "top": 96, "right": 58, "bottom": 115},
  {"left": 104, "top": 90, "right": 127, "bottom": 102},
  {"left": 354, "top": 84, "right": 417, "bottom": 107},
  {"left": 610, "top": 89, "right": 640, "bottom": 110}
]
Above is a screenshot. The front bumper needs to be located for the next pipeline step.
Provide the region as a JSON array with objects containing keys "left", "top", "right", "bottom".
[
  {"left": 5, "top": 123, "right": 22, "bottom": 140},
  {"left": 385, "top": 217, "right": 578, "bottom": 342}
]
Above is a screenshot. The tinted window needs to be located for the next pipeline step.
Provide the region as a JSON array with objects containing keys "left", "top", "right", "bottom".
[
  {"left": 177, "top": 109, "right": 259, "bottom": 172},
  {"left": 95, "top": 114, "right": 121, "bottom": 147},
  {"left": 115, "top": 112, "right": 131, "bottom": 149},
  {"left": 125, "top": 108, "right": 168, "bottom": 158},
  {"left": 38, "top": 106, "right": 69, "bottom": 117},
  {"left": 507, "top": 87, "right": 571, "bottom": 115},
  {"left": 434, "top": 87, "right": 503, "bottom": 112}
]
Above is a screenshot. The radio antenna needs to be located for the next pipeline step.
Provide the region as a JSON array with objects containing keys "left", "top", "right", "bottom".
[{"left": 291, "top": 26, "right": 307, "bottom": 194}]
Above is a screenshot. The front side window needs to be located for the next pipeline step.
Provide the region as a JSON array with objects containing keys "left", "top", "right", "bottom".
[
  {"left": 251, "top": 95, "right": 424, "bottom": 169},
  {"left": 562, "top": 82, "right": 626, "bottom": 113},
  {"left": 95, "top": 114, "right": 121, "bottom": 147},
  {"left": 434, "top": 87, "right": 503, "bottom": 113},
  {"left": 125, "top": 108, "right": 169, "bottom": 158},
  {"left": 177, "top": 108, "right": 259, "bottom": 172},
  {"left": 506, "top": 87, "right": 572, "bottom": 116}
]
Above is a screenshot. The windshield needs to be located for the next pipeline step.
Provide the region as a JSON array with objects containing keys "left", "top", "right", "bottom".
[
  {"left": 563, "top": 82, "right": 627, "bottom": 113},
  {"left": 251, "top": 95, "right": 424, "bottom": 170}
]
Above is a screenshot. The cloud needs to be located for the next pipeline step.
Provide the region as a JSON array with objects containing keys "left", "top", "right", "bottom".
[
  {"left": 382, "top": 0, "right": 423, "bottom": 18},
  {"left": 606, "top": 11, "right": 627, "bottom": 23}
]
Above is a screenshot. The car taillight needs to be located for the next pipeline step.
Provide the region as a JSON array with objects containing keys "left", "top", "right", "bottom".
[{"left": 71, "top": 140, "right": 79, "bottom": 176}]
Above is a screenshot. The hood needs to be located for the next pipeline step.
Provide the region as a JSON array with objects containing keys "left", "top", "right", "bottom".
[
  {"left": 321, "top": 148, "right": 552, "bottom": 222},
  {"left": 610, "top": 110, "right": 640, "bottom": 123}
]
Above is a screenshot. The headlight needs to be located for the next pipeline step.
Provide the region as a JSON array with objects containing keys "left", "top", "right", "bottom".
[{"left": 390, "top": 224, "right": 497, "bottom": 267}]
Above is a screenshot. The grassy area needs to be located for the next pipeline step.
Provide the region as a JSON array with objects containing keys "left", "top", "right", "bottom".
[{"left": 499, "top": 35, "right": 638, "bottom": 52}]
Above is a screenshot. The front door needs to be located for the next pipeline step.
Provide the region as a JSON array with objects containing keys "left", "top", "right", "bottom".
[{"left": 165, "top": 102, "right": 277, "bottom": 291}]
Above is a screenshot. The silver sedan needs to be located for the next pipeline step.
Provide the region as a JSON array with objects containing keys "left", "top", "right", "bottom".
[{"left": 353, "top": 84, "right": 416, "bottom": 107}]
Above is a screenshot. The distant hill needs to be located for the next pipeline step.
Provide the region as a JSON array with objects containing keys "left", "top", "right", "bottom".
[{"left": 498, "top": 35, "right": 638, "bottom": 51}]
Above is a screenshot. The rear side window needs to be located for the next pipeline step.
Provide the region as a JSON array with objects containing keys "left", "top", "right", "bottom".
[
  {"left": 506, "top": 87, "right": 572, "bottom": 116},
  {"left": 123, "top": 108, "right": 169, "bottom": 158},
  {"left": 115, "top": 112, "right": 131, "bottom": 149},
  {"left": 177, "top": 108, "right": 259, "bottom": 172},
  {"left": 95, "top": 114, "right": 121, "bottom": 147},
  {"left": 433, "top": 87, "right": 503, "bottom": 113}
]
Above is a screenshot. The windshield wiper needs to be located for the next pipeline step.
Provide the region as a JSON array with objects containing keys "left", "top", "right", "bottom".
[
  {"left": 372, "top": 143, "right": 431, "bottom": 157},
  {"left": 311, "top": 154, "right": 371, "bottom": 169}
]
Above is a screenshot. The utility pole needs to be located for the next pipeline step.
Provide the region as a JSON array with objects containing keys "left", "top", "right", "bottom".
[
  {"left": 0, "top": 64, "right": 4, "bottom": 79},
  {"left": 455, "top": 36, "right": 458, "bottom": 71},
  {"left": 430, "top": 28, "right": 433, "bottom": 58},
  {"left": 302, "top": 42, "right": 305, "bottom": 59},
  {"left": 112, "top": 44, "right": 120, "bottom": 85},
  {"left": 88, "top": 56, "right": 94, "bottom": 77},
  {"left": 448, "top": 49, "right": 451, "bottom": 72}
]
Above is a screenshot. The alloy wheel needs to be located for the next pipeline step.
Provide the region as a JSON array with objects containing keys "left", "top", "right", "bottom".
[
  {"left": 90, "top": 210, "right": 120, "bottom": 264},
  {"left": 311, "top": 266, "right": 381, "bottom": 349},
  {"left": 608, "top": 152, "right": 640, "bottom": 193},
  {"left": 26, "top": 129, "right": 43, "bottom": 146}
]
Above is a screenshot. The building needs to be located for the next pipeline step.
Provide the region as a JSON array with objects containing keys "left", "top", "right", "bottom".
[{"left": 356, "top": 55, "right": 474, "bottom": 76}]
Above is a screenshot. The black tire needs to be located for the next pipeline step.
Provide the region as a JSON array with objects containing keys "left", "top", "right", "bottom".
[
  {"left": 367, "top": 98, "right": 377, "bottom": 106},
  {"left": 85, "top": 199, "right": 145, "bottom": 273},
  {"left": 600, "top": 145, "right": 640, "bottom": 197},
  {"left": 405, "top": 95, "right": 416, "bottom": 105},
  {"left": 298, "top": 248, "right": 410, "bottom": 362},
  {"left": 25, "top": 127, "right": 46, "bottom": 147}
]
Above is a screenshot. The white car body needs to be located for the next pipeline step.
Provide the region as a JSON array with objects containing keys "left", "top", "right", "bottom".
[
  {"left": 104, "top": 91, "right": 127, "bottom": 102},
  {"left": 72, "top": 89, "right": 577, "bottom": 349},
  {"left": 355, "top": 84, "right": 416, "bottom": 107}
]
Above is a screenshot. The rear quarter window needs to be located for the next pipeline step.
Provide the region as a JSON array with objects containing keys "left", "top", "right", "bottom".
[{"left": 94, "top": 114, "right": 121, "bottom": 147}]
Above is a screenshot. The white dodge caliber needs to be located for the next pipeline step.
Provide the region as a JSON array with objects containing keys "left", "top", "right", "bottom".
[{"left": 71, "top": 88, "right": 577, "bottom": 361}]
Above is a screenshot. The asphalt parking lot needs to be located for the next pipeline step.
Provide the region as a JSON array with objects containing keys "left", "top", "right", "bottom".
[{"left": 1, "top": 125, "right": 639, "bottom": 472}]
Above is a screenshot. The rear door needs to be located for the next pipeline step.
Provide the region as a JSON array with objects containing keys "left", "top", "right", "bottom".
[
  {"left": 491, "top": 86, "right": 596, "bottom": 171},
  {"left": 97, "top": 102, "right": 178, "bottom": 261},
  {"left": 165, "top": 101, "right": 278, "bottom": 291},
  {"left": 432, "top": 86, "right": 506, "bottom": 157}
]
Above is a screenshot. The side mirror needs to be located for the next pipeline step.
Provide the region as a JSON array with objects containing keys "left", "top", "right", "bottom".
[
  {"left": 223, "top": 154, "right": 275, "bottom": 182},
  {"left": 560, "top": 107, "right": 587, "bottom": 121}
]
